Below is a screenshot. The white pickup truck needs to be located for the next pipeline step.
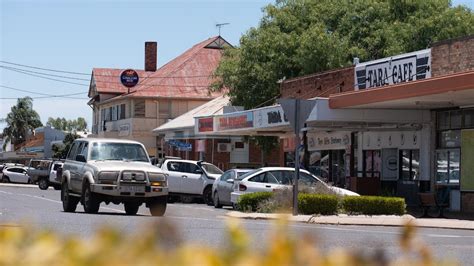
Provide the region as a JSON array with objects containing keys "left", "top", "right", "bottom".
[
  {"left": 27, "top": 159, "right": 64, "bottom": 190},
  {"left": 61, "top": 138, "right": 168, "bottom": 216},
  {"left": 158, "top": 158, "right": 223, "bottom": 205}
]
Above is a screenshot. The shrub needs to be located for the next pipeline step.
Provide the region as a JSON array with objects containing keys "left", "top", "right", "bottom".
[
  {"left": 342, "top": 196, "right": 406, "bottom": 215},
  {"left": 237, "top": 192, "right": 273, "bottom": 212},
  {"left": 298, "top": 193, "right": 339, "bottom": 215}
]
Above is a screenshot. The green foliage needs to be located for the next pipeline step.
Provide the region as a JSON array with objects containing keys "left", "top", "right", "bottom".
[
  {"left": 213, "top": 0, "right": 474, "bottom": 108},
  {"left": 298, "top": 193, "right": 339, "bottom": 215},
  {"left": 46, "top": 117, "right": 88, "bottom": 132},
  {"left": 237, "top": 192, "right": 273, "bottom": 212},
  {"left": 2, "top": 97, "right": 42, "bottom": 149},
  {"left": 52, "top": 132, "right": 80, "bottom": 159},
  {"left": 342, "top": 196, "right": 406, "bottom": 215}
]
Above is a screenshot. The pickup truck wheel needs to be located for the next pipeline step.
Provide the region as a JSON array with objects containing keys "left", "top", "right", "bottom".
[
  {"left": 62, "top": 182, "right": 79, "bottom": 212},
  {"left": 124, "top": 203, "right": 140, "bottom": 215},
  {"left": 213, "top": 192, "right": 222, "bottom": 208},
  {"left": 83, "top": 183, "right": 100, "bottom": 214},
  {"left": 38, "top": 178, "right": 49, "bottom": 190},
  {"left": 149, "top": 197, "right": 167, "bottom": 216},
  {"left": 203, "top": 187, "right": 213, "bottom": 206}
]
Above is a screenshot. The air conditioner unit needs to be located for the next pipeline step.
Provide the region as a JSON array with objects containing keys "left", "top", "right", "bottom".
[{"left": 217, "top": 143, "right": 231, "bottom": 153}]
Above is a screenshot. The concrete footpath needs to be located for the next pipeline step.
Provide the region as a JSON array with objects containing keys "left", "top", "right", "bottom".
[{"left": 226, "top": 211, "right": 474, "bottom": 230}]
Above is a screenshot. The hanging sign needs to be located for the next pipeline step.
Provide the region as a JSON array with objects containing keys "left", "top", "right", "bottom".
[
  {"left": 307, "top": 131, "right": 351, "bottom": 151},
  {"left": 120, "top": 69, "right": 140, "bottom": 88},
  {"left": 197, "top": 117, "right": 214, "bottom": 133}
]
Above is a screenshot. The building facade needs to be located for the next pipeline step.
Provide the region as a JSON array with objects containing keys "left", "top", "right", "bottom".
[{"left": 88, "top": 36, "right": 230, "bottom": 157}]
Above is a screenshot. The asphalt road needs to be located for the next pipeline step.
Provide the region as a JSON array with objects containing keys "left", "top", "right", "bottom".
[{"left": 1, "top": 183, "right": 473, "bottom": 265}]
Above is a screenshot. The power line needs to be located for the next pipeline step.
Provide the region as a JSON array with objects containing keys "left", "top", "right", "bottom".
[
  {"left": 0, "top": 95, "right": 88, "bottom": 100},
  {"left": 0, "top": 60, "right": 214, "bottom": 78},
  {"left": 0, "top": 85, "right": 86, "bottom": 97},
  {"left": 2, "top": 67, "right": 90, "bottom": 87},
  {"left": 0, "top": 65, "right": 90, "bottom": 81}
]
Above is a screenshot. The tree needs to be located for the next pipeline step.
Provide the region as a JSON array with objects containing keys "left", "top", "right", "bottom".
[
  {"left": 46, "top": 117, "right": 88, "bottom": 132},
  {"left": 2, "top": 97, "right": 43, "bottom": 150},
  {"left": 212, "top": 0, "right": 474, "bottom": 153},
  {"left": 213, "top": 0, "right": 474, "bottom": 109},
  {"left": 52, "top": 132, "right": 80, "bottom": 159}
]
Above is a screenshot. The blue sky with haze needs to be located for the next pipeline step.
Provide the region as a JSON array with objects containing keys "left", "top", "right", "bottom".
[{"left": 1, "top": 0, "right": 472, "bottom": 131}]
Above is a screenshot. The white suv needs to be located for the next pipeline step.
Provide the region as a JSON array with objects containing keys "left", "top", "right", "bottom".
[
  {"left": 61, "top": 138, "right": 168, "bottom": 216},
  {"left": 159, "top": 159, "right": 223, "bottom": 205}
]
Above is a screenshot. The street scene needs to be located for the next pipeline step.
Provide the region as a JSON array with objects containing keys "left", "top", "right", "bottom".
[{"left": 1, "top": 0, "right": 474, "bottom": 265}]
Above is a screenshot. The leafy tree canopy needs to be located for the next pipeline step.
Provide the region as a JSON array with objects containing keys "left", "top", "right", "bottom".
[
  {"left": 46, "top": 117, "right": 88, "bottom": 132},
  {"left": 213, "top": 0, "right": 474, "bottom": 109},
  {"left": 2, "top": 97, "right": 42, "bottom": 149},
  {"left": 52, "top": 132, "right": 80, "bottom": 159}
]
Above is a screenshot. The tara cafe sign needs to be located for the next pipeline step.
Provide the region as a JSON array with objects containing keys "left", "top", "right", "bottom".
[{"left": 355, "top": 49, "right": 431, "bottom": 90}]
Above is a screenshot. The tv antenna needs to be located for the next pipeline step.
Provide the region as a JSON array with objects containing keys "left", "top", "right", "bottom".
[{"left": 216, "top": 23, "right": 230, "bottom": 36}]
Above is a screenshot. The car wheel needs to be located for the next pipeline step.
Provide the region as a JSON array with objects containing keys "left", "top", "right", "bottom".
[
  {"left": 203, "top": 187, "right": 213, "bottom": 206},
  {"left": 124, "top": 203, "right": 140, "bottom": 215},
  {"left": 83, "top": 182, "right": 100, "bottom": 214},
  {"left": 149, "top": 196, "right": 167, "bottom": 216},
  {"left": 3, "top": 175, "right": 10, "bottom": 183},
  {"left": 38, "top": 178, "right": 49, "bottom": 190},
  {"left": 213, "top": 192, "right": 222, "bottom": 208},
  {"left": 232, "top": 203, "right": 238, "bottom": 210},
  {"left": 62, "top": 182, "right": 79, "bottom": 212},
  {"left": 27, "top": 178, "right": 33, "bottom": 184}
]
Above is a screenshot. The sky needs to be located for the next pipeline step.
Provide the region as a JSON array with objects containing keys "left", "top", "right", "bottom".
[{"left": 0, "top": 0, "right": 473, "bottom": 132}]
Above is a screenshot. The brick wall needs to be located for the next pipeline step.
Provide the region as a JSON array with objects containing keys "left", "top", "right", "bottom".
[
  {"left": 431, "top": 35, "right": 474, "bottom": 77},
  {"left": 280, "top": 66, "right": 354, "bottom": 99}
]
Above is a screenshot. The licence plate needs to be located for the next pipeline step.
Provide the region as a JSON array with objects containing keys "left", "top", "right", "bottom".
[{"left": 121, "top": 186, "right": 145, "bottom": 193}]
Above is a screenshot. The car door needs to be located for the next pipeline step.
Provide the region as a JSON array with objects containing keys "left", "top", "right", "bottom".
[
  {"left": 217, "top": 171, "right": 234, "bottom": 204},
  {"left": 164, "top": 161, "right": 183, "bottom": 193},
  {"left": 245, "top": 171, "right": 278, "bottom": 193},
  {"left": 180, "top": 162, "right": 204, "bottom": 195},
  {"left": 7, "top": 168, "right": 28, "bottom": 183},
  {"left": 66, "top": 141, "right": 83, "bottom": 191}
]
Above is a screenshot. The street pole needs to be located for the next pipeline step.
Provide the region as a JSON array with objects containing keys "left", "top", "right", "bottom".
[{"left": 293, "top": 99, "right": 300, "bottom": 216}]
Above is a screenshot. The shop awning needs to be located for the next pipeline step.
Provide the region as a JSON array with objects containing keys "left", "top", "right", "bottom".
[
  {"left": 329, "top": 71, "right": 474, "bottom": 109},
  {"left": 305, "top": 98, "right": 431, "bottom": 131}
]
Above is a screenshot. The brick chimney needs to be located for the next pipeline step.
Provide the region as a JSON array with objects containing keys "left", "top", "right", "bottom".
[{"left": 145, "top": 42, "right": 157, "bottom": 71}]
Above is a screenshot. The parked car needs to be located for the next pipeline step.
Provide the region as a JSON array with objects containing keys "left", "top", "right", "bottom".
[
  {"left": 230, "top": 167, "right": 359, "bottom": 205},
  {"left": 2, "top": 166, "right": 32, "bottom": 184},
  {"left": 212, "top": 169, "right": 253, "bottom": 208},
  {"left": 27, "top": 159, "right": 64, "bottom": 190},
  {"left": 61, "top": 138, "right": 168, "bottom": 216},
  {"left": 159, "top": 158, "right": 223, "bottom": 205}
]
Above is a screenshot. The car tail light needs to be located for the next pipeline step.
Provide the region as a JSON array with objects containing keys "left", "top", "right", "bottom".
[{"left": 239, "top": 184, "right": 247, "bottom": 191}]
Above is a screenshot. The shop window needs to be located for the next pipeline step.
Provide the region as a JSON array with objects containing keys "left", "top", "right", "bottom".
[
  {"left": 363, "top": 150, "right": 381, "bottom": 178},
  {"left": 134, "top": 100, "right": 145, "bottom": 118},
  {"left": 438, "top": 130, "right": 461, "bottom": 148},
  {"left": 437, "top": 111, "right": 450, "bottom": 130},
  {"left": 159, "top": 100, "right": 171, "bottom": 118},
  {"left": 120, "top": 104, "right": 126, "bottom": 120},
  {"left": 399, "top": 150, "right": 419, "bottom": 181},
  {"left": 436, "top": 149, "right": 460, "bottom": 184},
  {"left": 284, "top": 152, "right": 295, "bottom": 167},
  {"left": 464, "top": 108, "right": 474, "bottom": 128},
  {"left": 234, "top": 142, "right": 244, "bottom": 149}
]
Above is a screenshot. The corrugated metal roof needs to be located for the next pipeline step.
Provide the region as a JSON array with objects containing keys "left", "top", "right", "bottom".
[
  {"left": 153, "top": 95, "right": 230, "bottom": 132},
  {"left": 90, "top": 36, "right": 229, "bottom": 100}
]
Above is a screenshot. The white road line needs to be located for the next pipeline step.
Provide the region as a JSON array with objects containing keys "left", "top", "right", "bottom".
[{"left": 0, "top": 190, "right": 13, "bottom": 195}]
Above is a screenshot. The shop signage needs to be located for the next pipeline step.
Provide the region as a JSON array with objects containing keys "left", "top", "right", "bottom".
[
  {"left": 217, "top": 111, "right": 253, "bottom": 131},
  {"left": 118, "top": 124, "right": 130, "bottom": 136},
  {"left": 363, "top": 131, "right": 420, "bottom": 150},
  {"left": 120, "top": 69, "right": 139, "bottom": 88},
  {"left": 254, "top": 106, "right": 289, "bottom": 128},
  {"left": 355, "top": 49, "right": 431, "bottom": 90},
  {"left": 307, "top": 131, "right": 351, "bottom": 151},
  {"left": 168, "top": 140, "right": 192, "bottom": 151},
  {"left": 197, "top": 117, "right": 214, "bottom": 132},
  {"left": 196, "top": 140, "right": 206, "bottom": 152}
]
